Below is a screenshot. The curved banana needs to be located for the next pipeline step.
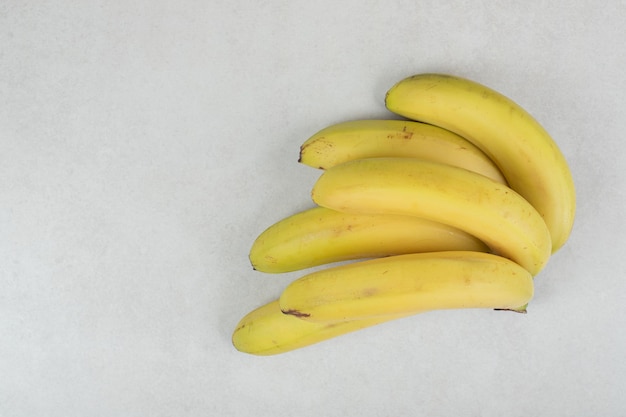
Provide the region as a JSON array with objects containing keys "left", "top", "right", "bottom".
[
  {"left": 232, "top": 300, "right": 410, "bottom": 356},
  {"left": 279, "top": 251, "right": 534, "bottom": 323},
  {"left": 311, "top": 157, "right": 551, "bottom": 275},
  {"left": 385, "top": 73, "right": 575, "bottom": 252},
  {"left": 299, "top": 119, "right": 506, "bottom": 184},
  {"left": 250, "top": 206, "right": 488, "bottom": 273}
]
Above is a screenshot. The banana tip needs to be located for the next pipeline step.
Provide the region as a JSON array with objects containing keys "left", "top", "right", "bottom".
[{"left": 494, "top": 307, "right": 528, "bottom": 314}]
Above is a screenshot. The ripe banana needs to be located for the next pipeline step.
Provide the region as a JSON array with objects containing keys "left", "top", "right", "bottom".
[
  {"left": 279, "top": 251, "right": 534, "bottom": 323},
  {"left": 232, "top": 300, "right": 411, "bottom": 356},
  {"left": 311, "top": 157, "right": 551, "bottom": 276},
  {"left": 299, "top": 119, "right": 507, "bottom": 184},
  {"left": 385, "top": 73, "right": 576, "bottom": 252},
  {"left": 250, "top": 206, "right": 488, "bottom": 273}
]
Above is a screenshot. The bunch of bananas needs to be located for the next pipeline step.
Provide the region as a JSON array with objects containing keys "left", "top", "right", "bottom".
[{"left": 232, "top": 73, "right": 576, "bottom": 356}]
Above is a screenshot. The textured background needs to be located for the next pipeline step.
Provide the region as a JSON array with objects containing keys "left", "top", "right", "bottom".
[{"left": 1, "top": 1, "right": 625, "bottom": 416}]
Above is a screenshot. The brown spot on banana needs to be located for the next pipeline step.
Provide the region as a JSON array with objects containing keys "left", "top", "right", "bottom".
[{"left": 281, "top": 309, "right": 311, "bottom": 318}]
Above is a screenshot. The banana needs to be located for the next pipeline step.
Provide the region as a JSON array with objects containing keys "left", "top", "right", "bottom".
[
  {"left": 385, "top": 73, "right": 576, "bottom": 252},
  {"left": 234, "top": 251, "right": 534, "bottom": 354},
  {"left": 299, "top": 119, "right": 507, "bottom": 184},
  {"left": 311, "top": 157, "right": 551, "bottom": 275},
  {"left": 232, "top": 300, "right": 411, "bottom": 356},
  {"left": 279, "top": 251, "right": 534, "bottom": 323},
  {"left": 250, "top": 206, "right": 489, "bottom": 273}
]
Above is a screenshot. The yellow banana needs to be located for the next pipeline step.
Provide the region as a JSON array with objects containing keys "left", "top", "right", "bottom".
[
  {"left": 232, "top": 300, "right": 411, "bottom": 356},
  {"left": 279, "top": 251, "right": 534, "bottom": 323},
  {"left": 385, "top": 73, "right": 576, "bottom": 252},
  {"left": 311, "top": 157, "right": 551, "bottom": 275},
  {"left": 250, "top": 206, "right": 488, "bottom": 273},
  {"left": 299, "top": 119, "right": 506, "bottom": 184}
]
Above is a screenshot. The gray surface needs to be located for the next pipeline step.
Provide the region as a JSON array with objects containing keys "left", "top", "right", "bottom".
[{"left": 2, "top": 1, "right": 625, "bottom": 416}]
